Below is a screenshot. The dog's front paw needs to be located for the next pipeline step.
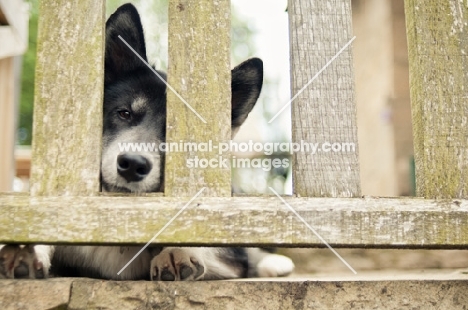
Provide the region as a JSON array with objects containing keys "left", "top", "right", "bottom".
[
  {"left": 0, "top": 245, "right": 51, "bottom": 279},
  {"left": 256, "top": 253, "right": 295, "bottom": 277},
  {"left": 150, "top": 247, "right": 205, "bottom": 281}
]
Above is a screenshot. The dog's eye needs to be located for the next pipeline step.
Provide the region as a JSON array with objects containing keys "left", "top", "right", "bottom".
[{"left": 117, "top": 110, "right": 131, "bottom": 120}]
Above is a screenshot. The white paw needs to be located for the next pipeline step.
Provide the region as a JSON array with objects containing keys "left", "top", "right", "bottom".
[
  {"left": 256, "top": 253, "right": 295, "bottom": 277},
  {"left": 0, "top": 245, "right": 51, "bottom": 279},
  {"left": 150, "top": 247, "right": 205, "bottom": 281}
]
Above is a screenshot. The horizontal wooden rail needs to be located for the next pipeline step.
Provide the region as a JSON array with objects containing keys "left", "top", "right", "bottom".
[{"left": 1, "top": 194, "right": 467, "bottom": 248}]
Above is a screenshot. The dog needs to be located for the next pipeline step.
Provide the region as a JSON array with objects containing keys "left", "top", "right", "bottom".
[{"left": 0, "top": 3, "right": 294, "bottom": 281}]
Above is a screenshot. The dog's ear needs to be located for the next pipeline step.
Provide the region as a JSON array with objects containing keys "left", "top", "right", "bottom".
[
  {"left": 105, "top": 4, "right": 147, "bottom": 84},
  {"left": 231, "top": 58, "right": 263, "bottom": 137}
]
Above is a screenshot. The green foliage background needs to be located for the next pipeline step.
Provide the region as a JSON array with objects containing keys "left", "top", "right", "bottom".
[{"left": 18, "top": 0, "right": 38, "bottom": 145}]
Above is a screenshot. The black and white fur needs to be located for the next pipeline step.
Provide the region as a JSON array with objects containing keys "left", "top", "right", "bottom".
[{"left": 0, "top": 3, "right": 294, "bottom": 281}]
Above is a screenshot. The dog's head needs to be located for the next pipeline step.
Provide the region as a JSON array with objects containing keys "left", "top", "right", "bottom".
[{"left": 101, "top": 4, "right": 263, "bottom": 193}]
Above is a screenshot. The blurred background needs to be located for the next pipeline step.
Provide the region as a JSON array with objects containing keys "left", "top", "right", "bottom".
[{"left": 1, "top": 0, "right": 466, "bottom": 275}]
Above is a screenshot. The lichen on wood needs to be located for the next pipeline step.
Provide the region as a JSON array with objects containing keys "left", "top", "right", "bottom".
[
  {"left": 1, "top": 194, "right": 467, "bottom": 248},
  {"left": 165, "top": 0, "right": 231, "bottom": 197},
  {"left": 405, "top": 0, "right": 468, "bottom": 198},
  {"left": 30, "top": 1, "right": 105, "bottom": 196}
]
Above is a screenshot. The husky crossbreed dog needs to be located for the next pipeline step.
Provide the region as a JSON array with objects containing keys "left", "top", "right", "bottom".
[{"left": 0, "top": 3, "right": 294, "bottom": 281}]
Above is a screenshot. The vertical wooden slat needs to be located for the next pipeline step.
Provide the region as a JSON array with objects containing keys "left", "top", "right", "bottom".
[
  {"left": 0, "top": 57, "right": 15, "bottom": 191},
  {"left": 165, "top": 0, "right": 231, "bottom": 197},
  {"left": 30, "top": 1, "right": 105, "bottom": 196},
  {"left": 288, "top": 0, "right": 361, "bottom": 197},
  {"left": 405, "top": 0, "right": 468, "bottom": 199}
]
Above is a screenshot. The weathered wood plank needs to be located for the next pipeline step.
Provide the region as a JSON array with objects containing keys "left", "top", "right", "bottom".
[
  {"left": 0, "top": 57, "right": 15, "bottom": 191},
  {"left": 2, "top": 274, "right": 468, "bottom": 310},
  {"left": 165, "top": 0, "right": 231, "bottom": 197},
  {"left": 405, "top": 0, "right": 468, "bottom": 198},
  {"left": 0, "top": 194, "right": 467, "bottom": 248},
  {"left": 30, "top": 1, "right": 105, "bottom": 196},
  {"left": 288, "top": 0, "right": 361, "bottom": 197}
]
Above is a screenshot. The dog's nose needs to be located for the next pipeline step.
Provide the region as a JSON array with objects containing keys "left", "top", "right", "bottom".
[{"left": 117, "top": 154, "right": 152, "bottom": 182}]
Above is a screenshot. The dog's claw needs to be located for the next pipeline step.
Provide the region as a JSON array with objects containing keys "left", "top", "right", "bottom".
[{"left": 192, "top": 260, "right": 204, "bottom": 279}]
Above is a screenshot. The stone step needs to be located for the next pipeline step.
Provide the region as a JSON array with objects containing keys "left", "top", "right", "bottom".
[{"left": 1, "top": 269, "right": 467, "bottom": 309}]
